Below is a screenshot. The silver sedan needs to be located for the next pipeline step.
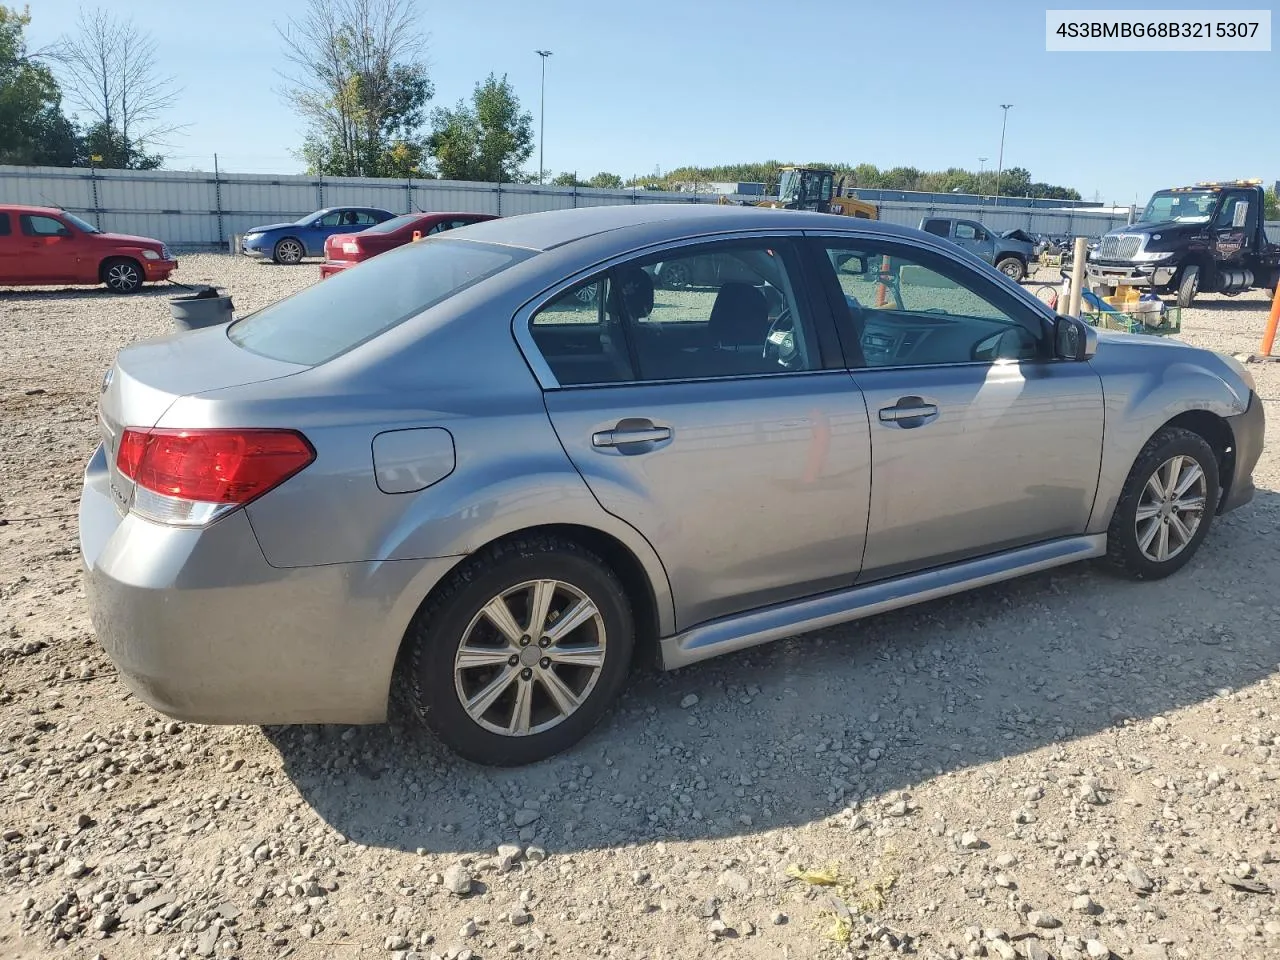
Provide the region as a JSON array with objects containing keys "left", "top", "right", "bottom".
[{"left": 80, "top": 204, "right": 1265, "bottom": 766}]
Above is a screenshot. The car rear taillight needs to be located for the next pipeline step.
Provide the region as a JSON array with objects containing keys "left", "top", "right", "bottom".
[
  {"left": 115, "top": 427, "right": 315, "bottom": 526},
  {"left": 342, "top": 241, "right": 361, "bottom": 255}
]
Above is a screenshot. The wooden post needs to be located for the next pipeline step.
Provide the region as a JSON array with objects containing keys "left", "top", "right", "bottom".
[
  {"left": 1259, "top": 277, "right": 1280, "bottom": 356},
  {"left": 1066, "top": 236, "right": 1088, "bottom": 318}
]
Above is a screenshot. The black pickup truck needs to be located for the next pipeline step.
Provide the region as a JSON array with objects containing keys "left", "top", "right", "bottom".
[{"left": 1085, "top": 180, "right": 1279, "bottom": 307}]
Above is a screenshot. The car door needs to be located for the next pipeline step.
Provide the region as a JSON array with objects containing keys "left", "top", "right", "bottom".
[
  {"left": 523, "top": 235, "right": 873, "bottom": 629},
  {"left": 1211, "top": 190, "right": 1254, "bottom": 265},
  {"left": 0, "top": 213, "right": 15, "bottom": 282},
  {"left": 951, "top": 220, "right": 994, "bottom": 264},
  {"left": 809, "top": 234, "right": 1104, "bottom": 582},
  {"left": 18, "top": 213, "right": 77, "bottom": 283}
]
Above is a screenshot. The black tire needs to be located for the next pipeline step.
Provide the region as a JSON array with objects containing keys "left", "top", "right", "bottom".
[
  {"left": 1104, "top": 426, "right": 1220, "bottom": 581},
  {"left": 101, "top": 257, "right": 143, "bottom": 293},
  {"left": 402, "top": 535, "right": 634, "bottom": 766},
  {"left": 996, "top": 256, "right": 1026, "bottom": 283},
  {"left": 273, "top": 237, "right": 305, "bottom": 265},
  {"left": 659, "top": 261, "right": 692, "bottom": 289},
  {"left": 1176, "top": 265, "right": 1200, "bottom": 308}
]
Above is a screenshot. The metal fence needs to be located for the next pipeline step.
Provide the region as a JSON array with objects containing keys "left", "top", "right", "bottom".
[{"left": 0, "top": 163, "right": 1138, "bottom": 248}]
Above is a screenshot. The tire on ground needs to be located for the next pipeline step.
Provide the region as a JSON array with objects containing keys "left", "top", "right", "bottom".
[
  {"left": 401, "top": 534, "right": 635, "bottom": 766},
  {"left": 1104, "top": 426, "right": 1220, "bottom": 581}
]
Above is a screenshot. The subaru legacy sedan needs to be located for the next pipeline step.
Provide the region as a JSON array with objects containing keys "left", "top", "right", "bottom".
[{"left": 80, "top": 205, "right": 1264, "bottom": 766}]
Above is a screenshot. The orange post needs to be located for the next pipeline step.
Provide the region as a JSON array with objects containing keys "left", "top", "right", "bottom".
[
  {"left": 1260, "top": 278, "right": 1280, "bottom": 357},
  {"left": 875, "top": 255, "right": 891, "bottom": 307}
]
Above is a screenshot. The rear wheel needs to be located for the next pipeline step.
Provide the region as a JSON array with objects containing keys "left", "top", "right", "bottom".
[
  {"left": 101, "top": 258, "right": 143, "bottom": 293},
  {"left": 402, "top": 535, "right": 634, "bottom": 766},
  {"left": 996, "top": 256, "right": 1026, "bottom": 282},
  {"left": 1104, "top": 427, "right": 1219, "bottom": 580},
  {"left": 273, "top": 237, "right": 305, "bottom": 265}
]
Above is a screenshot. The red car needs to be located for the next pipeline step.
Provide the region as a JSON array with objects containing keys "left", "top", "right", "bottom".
[
  {"left": 0, "top": 204, "right": 177, "bottom": 293},
  {"left": 319, "top": 212, "right": 498, "bottom": 278}
]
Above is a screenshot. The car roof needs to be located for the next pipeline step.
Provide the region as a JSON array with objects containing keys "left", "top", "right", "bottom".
[
  {"left": 0, "top": 204, "right": 63, "bottom": 215},
  {"left": 451, "top": 204, "right": 928, "bottom": 252}
]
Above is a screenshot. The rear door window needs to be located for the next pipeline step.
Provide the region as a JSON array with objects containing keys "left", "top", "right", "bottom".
[
  {"left": 228, "top": 238, "right": 532, "bottom": 365},
  {"left": 921, "top": 219, "right": 950, "bottom": 238},
  {"left": 0, "top": 213, "right": 10, "bottom": 236}
]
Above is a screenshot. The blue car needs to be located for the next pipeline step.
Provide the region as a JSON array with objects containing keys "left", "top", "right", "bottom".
[{"left": 240, "top": 207, "right": 396, "bottom": 264}]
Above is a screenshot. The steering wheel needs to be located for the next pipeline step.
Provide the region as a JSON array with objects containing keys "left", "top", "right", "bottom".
[{"left": 763, "top": 308, "right": 801, "bottom": 368}]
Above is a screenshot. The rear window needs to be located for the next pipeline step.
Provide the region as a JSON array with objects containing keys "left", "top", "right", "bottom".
[
  {"left": 228, "top": 238, "right": 531, "bottom": 365},
  {"left": 363, "top": 214, "right": 420, "bottom": 234},
  {"left": 0, "top": 213, "right": 9, "bottom": 236}
]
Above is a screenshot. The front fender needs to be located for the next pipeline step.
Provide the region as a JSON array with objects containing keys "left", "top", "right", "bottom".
[{"left": 1087, "top": 356, "right": 1247, "bottom": 533}]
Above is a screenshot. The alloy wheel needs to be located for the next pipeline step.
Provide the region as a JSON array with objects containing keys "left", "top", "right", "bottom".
[
  {"left": 105, "top": 263, "right": 140, "bottom": 292},
  {"left": 276, "top": 239, "right": 304, "bottom": 264},
  {"left": 453, "top": 579, "right": 607, "bottom": 737},
  {"left": 1135, "top": 454, "right": 1207, "bottom": 563}
]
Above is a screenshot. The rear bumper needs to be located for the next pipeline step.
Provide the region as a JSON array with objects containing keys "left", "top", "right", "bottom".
[
  {"left": 78, "top": 443, "right": 462, "bottom": 725},
  {"left": 319, "top": 261, "right": 353, "bottom": 278},
  {"left": 1220, "top": 389, "right": 1265, "bottom": 514}
]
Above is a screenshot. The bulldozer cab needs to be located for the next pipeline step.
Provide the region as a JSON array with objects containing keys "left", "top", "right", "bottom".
[{"left": 777, "top": 167, "right": 835, "bottom": 210}]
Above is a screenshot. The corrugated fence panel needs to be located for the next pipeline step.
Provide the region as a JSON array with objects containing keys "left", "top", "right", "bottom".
[
  {"left": 0, "top": 166, "right": 96, "bottom": 213},
  {"left": 0, "top": 164, "right": 1138, "bottom": 246}
]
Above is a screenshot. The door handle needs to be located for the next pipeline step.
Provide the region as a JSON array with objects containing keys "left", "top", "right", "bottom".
[
  {"left": 592, "top": 425, "right": 671, "bottom": 448},
  {"left": 879, "top": 400, "right": 938, "bottom": 425}
]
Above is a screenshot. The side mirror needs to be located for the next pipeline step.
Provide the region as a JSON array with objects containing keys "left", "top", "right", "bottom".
[
  {"left": 835, "top": 253, "right": 866, "bottom": 275},
  {"left": 1054, "top": 315, "right": 1097, "bottom": 361}
]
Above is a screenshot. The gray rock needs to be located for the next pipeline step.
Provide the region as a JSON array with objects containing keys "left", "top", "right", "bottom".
[
  {"left": 1024, "top": 942, "right": 1052, "bottom": 960},
  {"left": 990, "top": 940, "right": 1017, "bottom": 960},
  {"left": 63, "top": 858, "right": 90, "bottom": 878},
  {"left": 960, "top": 831, "right": 982, "bottom": 850},
  {"left": 196, "top": 922, "right": 221, "bottom": 957},
  {"left": 1122, "top": 862, "right": 1154, "bottom": 893},
  {"left": 1085, "top": 941, "right": 1110, "bottom": 960},
  {"left": 386, "top": 935, "right": 411, "bottom": 950},
  {"left": 771, "top": 911, "right": 787, "bottom": 925},
  {"left": 443, "top": 864, "right": 474, "bottom": 896},
  {"left": 1072, "top": 895, "right": 1100, "bottom": 915},
  {"left": 460, "top": 920, "right": 478, "bottom": 938},
  {"left": 507, "top": 907, "right": 531, "bottom": 926},
  {"left": 513, "top": 809, "right": 540, "bottom": 828},
  {"left": 1027, "top": 911, "right": 1061, "bottom": 929}
]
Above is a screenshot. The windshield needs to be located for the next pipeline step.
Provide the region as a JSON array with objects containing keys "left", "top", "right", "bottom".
[
  {"left": 777, "top": 169, "right": 800, "bottom": 203},
  {"left": 62, "top": 211, "right": 100, "bottom": 233},
  {"left": 1141, "top": 189, "right": 1217, "bottom": 224},
  {"left": 228, "top": 238, "right": 532, "bottom": 365},
  {"left": 363, "top": 214, "right": 420, "bottom": 234}
]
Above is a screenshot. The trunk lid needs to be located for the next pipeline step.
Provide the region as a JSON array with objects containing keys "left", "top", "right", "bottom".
[
  {"left": 97, "top": 326, "right": 308, "bottom": 512},
  {"left": 324, "top": 232, "right": 361, "bottom": 261}
]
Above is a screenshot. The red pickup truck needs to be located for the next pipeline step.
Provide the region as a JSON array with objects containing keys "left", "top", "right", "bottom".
[{"left": 0, "top": 204, "right": 177, "bottom": 293}]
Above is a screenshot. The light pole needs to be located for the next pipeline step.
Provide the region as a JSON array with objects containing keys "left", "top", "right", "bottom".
[
  {"left": 535, "top": 50, "right": 552, "bottom": 184},
  {"left": 994, "top": 104, "right": 1012, "bottom": 207},
  {"left": 978, "top": 157, "right": 988, "bottom": 197}
]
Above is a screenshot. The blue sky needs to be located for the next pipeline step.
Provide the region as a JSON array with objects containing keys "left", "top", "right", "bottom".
[{"left": 25, "top": 0, "right": 1278, "bottom": 204}]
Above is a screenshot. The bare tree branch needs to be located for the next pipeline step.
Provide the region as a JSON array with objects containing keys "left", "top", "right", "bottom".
[{"left": 45, "top": 6, "right": 184, "bottom": 164}]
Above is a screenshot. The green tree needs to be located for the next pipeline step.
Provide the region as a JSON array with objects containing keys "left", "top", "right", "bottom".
[
  {"left": 1265, "top": 186, "right": 1279, "bottom": 222},
  {"left": 587, "top": 171, "right": 623, "bottom": 189},
  {"left": 0, "top": 4, "right": 78, "bottom": 165},
  {"left": 551, "top": 171, "right": 584, "bottom": 186},
  {"left": 279, "top": 0, "right": 433, "bottom": 177},
  {"left": 428, "top": 73, "right": 533, "bottom": 182}
]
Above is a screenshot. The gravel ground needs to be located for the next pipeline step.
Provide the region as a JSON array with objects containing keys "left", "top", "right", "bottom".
[{"left": 2, "top": 255, "right": 1280, "bottom": 960}]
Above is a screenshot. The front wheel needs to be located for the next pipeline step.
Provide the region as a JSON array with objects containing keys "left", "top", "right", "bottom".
[
  {"left": 402, "top": 535, "right": 634, "bottom": 766},
  {"left": 102, "top": 258, "right": 143, "bottom": 293},
  {"left": 273, "top": 237, "right": 305, "bottom": 265},
  {"left": 996, "top": 257, "right": 1026, "bottom": 282},
  {"left": 1104, "top": 427, "right": 1220, "bottom": 580},
  {"left": 1176, "top": 265, "right": 1200, "bottom": 308}
]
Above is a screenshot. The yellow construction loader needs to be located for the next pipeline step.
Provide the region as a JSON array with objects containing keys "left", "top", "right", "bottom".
[{"left": 720, "top": 166, "right": 879, "bottom": 219}]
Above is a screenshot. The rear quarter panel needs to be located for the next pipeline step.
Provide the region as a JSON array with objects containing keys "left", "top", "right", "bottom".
[{"left": 1085, "top": 333, "right": 1250, "bottom": 533}]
